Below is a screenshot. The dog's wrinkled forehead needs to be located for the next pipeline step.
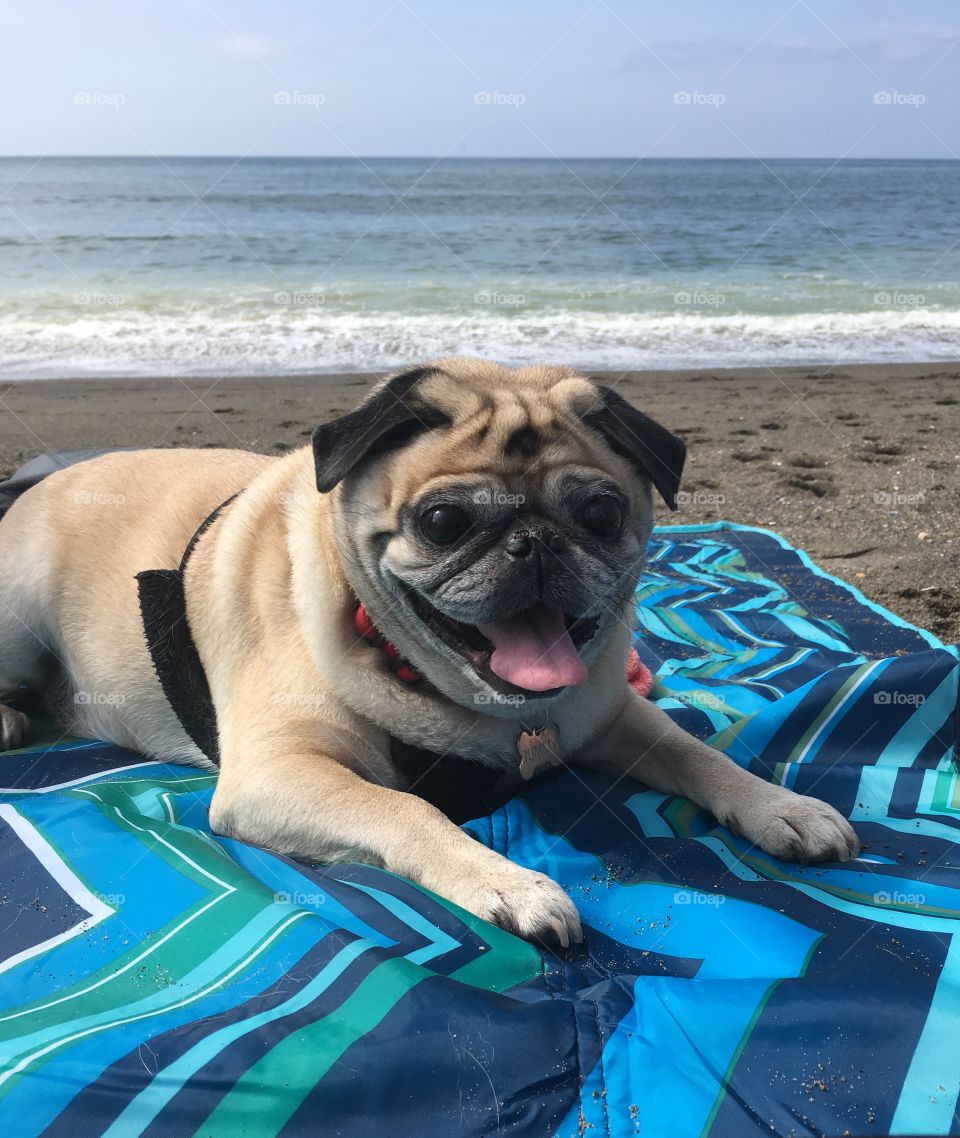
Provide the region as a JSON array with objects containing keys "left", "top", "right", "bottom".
[
  {"left": 311, "top": 357, "right": 686, "bottom": 510},
  {"left": 412, "top": 362, "right": 603, "bottom": 469},
  {"left": 416, "top": 358, "right": 595, "bottom": 417}
]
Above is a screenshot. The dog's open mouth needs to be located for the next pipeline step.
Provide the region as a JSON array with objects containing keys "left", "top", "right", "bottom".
[{"left": 409, "top": 593, "right": 600, "bottom": 696}]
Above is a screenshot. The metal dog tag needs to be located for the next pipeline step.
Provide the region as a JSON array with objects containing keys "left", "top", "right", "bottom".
[{"left": 517, "top": 724, "right": 562, "bottom": 781}]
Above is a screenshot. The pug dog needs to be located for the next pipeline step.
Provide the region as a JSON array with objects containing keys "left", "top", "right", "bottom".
[{"left": 0, "top": 359, "right": 858, "bottom": 946}]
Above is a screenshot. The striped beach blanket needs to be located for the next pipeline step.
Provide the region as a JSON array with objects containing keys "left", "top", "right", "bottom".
[{"left": 1, "top": 522, "right": 957, "bottom": 1137}]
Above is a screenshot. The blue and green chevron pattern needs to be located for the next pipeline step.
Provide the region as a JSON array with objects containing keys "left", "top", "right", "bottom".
[{"left": 1, "top": 522, "right": 958, "bottom": 1137}]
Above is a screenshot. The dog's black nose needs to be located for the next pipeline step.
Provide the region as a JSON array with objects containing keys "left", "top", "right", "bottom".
[
  {"left": 505, "top": 528, "right": 565, "bottom": 558},
  {"left": 506, "top": 530, "right": 532, "bottom": 558}
]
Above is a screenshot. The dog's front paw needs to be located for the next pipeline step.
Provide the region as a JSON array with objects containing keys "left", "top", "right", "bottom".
[
  {"left": 724, "top": 785, "right": 859, "bottom": 863},
  {"left": 442, "top": 860, "right": 583, "bottom": 948}
]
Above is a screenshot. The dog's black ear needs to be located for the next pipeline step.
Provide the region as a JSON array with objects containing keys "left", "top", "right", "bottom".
[
  {"left": 311, "top": 366, "right": 449, "bottom": 492},
  {"left": 583, "top": 384, "right": 686, "bottom": 510}
]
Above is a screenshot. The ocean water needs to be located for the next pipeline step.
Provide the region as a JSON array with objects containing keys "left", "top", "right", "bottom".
[{"left": 1, "top": 156, "right": 959, "bottom": 378}]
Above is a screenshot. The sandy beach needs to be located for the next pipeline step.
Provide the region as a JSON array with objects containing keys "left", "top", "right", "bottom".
[{"left": 1, "top": 361, "right": 957, "bottom": 640}]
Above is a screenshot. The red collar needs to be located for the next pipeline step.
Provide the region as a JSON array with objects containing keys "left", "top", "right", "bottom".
[
  {"left": 353, "top": 599, "right": 654, "bottom": 697},
  {"left": 353, "top": 601, "right": 421, "bottom": 683}
]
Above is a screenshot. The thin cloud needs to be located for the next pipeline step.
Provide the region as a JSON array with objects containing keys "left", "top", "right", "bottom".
[{"left": 218, "top": 33, "right": 274, "bottom": 60}]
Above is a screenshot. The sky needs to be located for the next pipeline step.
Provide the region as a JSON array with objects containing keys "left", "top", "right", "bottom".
[{"left": 0, "top": 0, "right": 958, "bottom": 158}]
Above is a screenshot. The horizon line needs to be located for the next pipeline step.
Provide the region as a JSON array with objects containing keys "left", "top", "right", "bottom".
[{"left": 1, "top": 153, "right": 958, "bottom": 162}]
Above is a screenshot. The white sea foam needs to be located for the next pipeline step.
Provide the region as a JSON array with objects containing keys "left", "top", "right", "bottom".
[{"left": 1, "top": 305, "right": 959, "bottom": 378}]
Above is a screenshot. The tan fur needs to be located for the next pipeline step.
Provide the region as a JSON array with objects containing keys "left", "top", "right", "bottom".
[{"left": 0, "top": 359, "right": 858, "bottom": 946}]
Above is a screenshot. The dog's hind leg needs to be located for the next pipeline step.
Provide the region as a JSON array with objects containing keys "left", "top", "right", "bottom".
[
  {"left": 0, "top": 703, "right": 29, "bottom": 749},
  {"left": 0, "top": 523, "right": 59, "bottom": 750},
  {"left": 0, "top": 595, "right": 47, "bottom": 748},
  {"left": 0, "top": 613, "right": 42, "bottom": 748}
]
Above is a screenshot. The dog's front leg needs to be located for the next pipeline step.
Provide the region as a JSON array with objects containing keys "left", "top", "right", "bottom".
[
  {"left": 578, "top": 692, "right": 859, "bottom": 862},
  {"left": 210, "top": 744, "right": 582, "bottom": 947}
]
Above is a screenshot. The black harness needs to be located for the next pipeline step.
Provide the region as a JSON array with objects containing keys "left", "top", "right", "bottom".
[{"left": 135, "top": 495, "right": 239, "bottom": 765}]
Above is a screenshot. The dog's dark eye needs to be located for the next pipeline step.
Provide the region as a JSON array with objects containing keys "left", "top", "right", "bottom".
[
  {"left": 420, "top": 504, "right": 472, "bottom": 546},
  {"left": 580, "top": 494, "right": 623, "bottom": 539}
]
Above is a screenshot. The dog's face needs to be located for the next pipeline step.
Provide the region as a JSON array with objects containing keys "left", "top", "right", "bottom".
[{"left": 314, "top": 359, "right": 685, "bottom": 716}]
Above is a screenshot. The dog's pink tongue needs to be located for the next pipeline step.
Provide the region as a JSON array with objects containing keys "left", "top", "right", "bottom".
[{"left": 477, "top": 605, "right": 588, "bottom": 691}]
